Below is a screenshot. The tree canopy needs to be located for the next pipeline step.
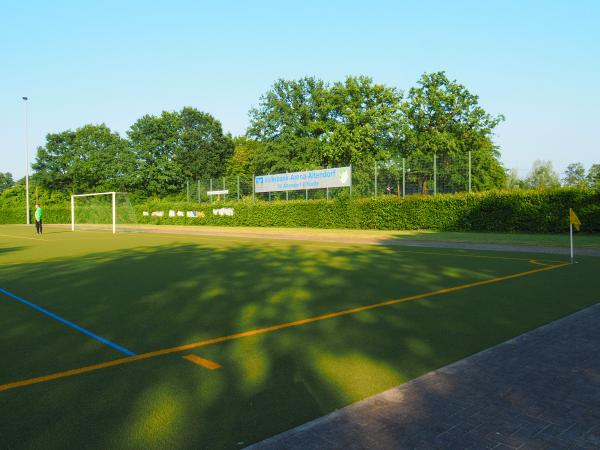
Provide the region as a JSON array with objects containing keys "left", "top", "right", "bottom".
[
  {"left": 524, "top": 160, "right": 561, "bottom": 189},
  {"left": 562, "top": 163, "right": 587, "bottom": 187},
  {"left": 32, "top": 124, "right": 130, "bottom": 193},
  {"left": 247, "top": 76, "right": 404, "bottom": 173},
  {"left": 33, "top": 108, "right": 232, "bottom": 196},
  {"left": 29, "top": 73, "right": 518, "bottom": 197},
  {"left": 0, "top": 172, "right": 14, "bottom": 192}
]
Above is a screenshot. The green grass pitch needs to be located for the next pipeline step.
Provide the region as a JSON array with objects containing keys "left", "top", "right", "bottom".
[{"left": 0, "top": 224, "right": 598, "bottom": 449}]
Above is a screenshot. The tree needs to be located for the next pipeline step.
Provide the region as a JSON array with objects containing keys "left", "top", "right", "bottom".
[
  {"left": 505, "top": 168, "right": 525, "bottom": 189},
  {"left": 402, "top": 71, "right": 506, "bottom": 191},
  {"left": 128, "top": 107, "right": 233, "bottom": 196},
  {"left": 177, "top": 107, "right": 234, "bottom": 181},
  {"left": 524, "top": 160, "right": 560, "bottom": 189},
  {"left": 33, "top": 124, "right": 130, "bottom": 193},
  {"left": 247, "top": 77, "right": 332, "bottom": 173},
  {"left": 247, "top": 76, "right": 404, "bottom": 195},
  {"left": 588, "top": 164, "right": 600, "bottom": 189},
  {"left": 562, "top": 163, "right": 587, "bottom": 187},
  {"left": 225, "top": 136, "right": 265, "bottom": 177},
  {"left": 0, "top": 172, "right": 14, "bottom": 192}
]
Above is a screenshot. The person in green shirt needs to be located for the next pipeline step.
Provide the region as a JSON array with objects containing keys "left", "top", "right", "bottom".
[{"left": 34, "top": 203, "right": 43, "bottom": 235}]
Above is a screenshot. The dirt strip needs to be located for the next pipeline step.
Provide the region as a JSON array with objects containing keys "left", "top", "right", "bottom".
[{"left": 44, "top": 224, "right": 600, "bottom": 256}]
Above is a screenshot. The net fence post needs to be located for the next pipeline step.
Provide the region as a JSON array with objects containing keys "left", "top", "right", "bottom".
[
  {"left": 237, "top": 175, "right": 240, "bottom": 201},
  {"left": 402, "top": 158, "right": 406, "bottom": 197},
  {"left": 112, "top": 192, "right": 116, "bottom": 234},
  {"left": 186, "top": 181, "right": 190, "bottom": 202},
  {"left": 223, "top": 177, "right": 226, "bottom": 202},
  {"left": 252, "top": 174, "right": 255, "bottom": 202},
  {"left": 468, "top": 150, "right": 472, "bottom": 193},
  {"left": 71, "top": 195, "right": 75, "bottom": 231},
  {"left": 349, "top": 163, "right": 353, "bottom": 198},
  {"left": 197, "top": 180, "right": 200, "bottom": 202},
  {"left": 209, "top": 178, "right": 213, "bottom": 203},
  {"left": 433, "top": 154, "right": 437, "bottom": 195},
  {"left": 374, "top": 161, "right": 378, "bottom": 196},
  {"left": 286, "top": 172, "right": 289, "bottom": 201}
]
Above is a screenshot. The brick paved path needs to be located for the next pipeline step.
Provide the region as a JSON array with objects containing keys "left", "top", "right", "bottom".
[{"left": 248, "top": 304, "right": 600, "bottom": 450}]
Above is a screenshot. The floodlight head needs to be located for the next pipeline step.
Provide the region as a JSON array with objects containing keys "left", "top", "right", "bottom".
[{"left": 22, "top": 97, "right": 28, "bottom": 100}]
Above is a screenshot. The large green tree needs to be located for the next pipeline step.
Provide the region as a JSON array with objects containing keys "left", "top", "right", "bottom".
[
  {"left": 587, "top": 164, "right": 600, "bottom": 189},
  {"left": 247, "top": 77, "right": 331, "bottom": 173},
  {"left": 33, "top": 124, "right": 130, "bottom": 193},
  {"left": 0, "top": 172, "right": 14, "bottom": 192},
  {"left": 247, "top": 76, "right": 404, "bottom": 174},
  {"left": 524, "top": 160, "right": 560, "bottom": 189},
  {"left": 562, "top": 163, "right": 587, "bottom": 187},
  {"left": 225, "top": 136, "right": 265, "bottom": 177},
  {"left": 402, "top": 71, "right": 506, "bottom": 191},
  {"left": 128, "top": 107, "right": 233, "bottom": 196}
]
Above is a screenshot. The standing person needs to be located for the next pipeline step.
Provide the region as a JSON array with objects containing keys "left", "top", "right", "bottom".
[{"left": 34, "top": 203, "right": 43, "bottom": 235}]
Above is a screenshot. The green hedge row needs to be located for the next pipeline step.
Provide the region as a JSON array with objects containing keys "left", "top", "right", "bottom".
[
  {"left": 2, "top": 189, "right": 599, "bottom": 232},
  {"left": 135, "top": 188, "right": 599, "bottom": 232}
]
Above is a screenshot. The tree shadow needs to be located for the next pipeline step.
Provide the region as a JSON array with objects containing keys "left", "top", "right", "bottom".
[{"left": 0, "top": 239, "right": 596, "bottom": 449}]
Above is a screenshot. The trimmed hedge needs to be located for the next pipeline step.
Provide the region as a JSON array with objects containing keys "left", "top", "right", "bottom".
[
  {"left": 134, "top": 188, "right": 599, "bottom": 233},
  {"left": 1, "top": 189, "right": 598, "bottom": 233}
]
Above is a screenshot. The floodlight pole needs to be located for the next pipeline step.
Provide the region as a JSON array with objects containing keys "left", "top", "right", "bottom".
[{"left": 23, "top": 97, "right": 30, "bottom": 225}]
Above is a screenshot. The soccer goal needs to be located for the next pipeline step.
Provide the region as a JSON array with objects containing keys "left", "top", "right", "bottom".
[{"left": 71, "top": 192, "right": 118, "bottom": 233}]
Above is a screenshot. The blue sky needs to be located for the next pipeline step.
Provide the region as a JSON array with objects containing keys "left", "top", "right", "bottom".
[{"left": 1, "top": 0, "right": 599, "bottom": 180}]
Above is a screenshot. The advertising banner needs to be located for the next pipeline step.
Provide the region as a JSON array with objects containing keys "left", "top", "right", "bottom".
[{"left": 254, "top": 166, "right": 351, "bottom": 193}]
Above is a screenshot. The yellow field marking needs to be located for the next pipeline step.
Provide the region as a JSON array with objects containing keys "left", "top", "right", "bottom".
[
  {"left": 0, "top": 260, "right": 569, "bottom": 393},
  {"left": 528, "top": 259, "right": 554, "bottom": 267},
  {"left": 183, "top": 354, "right": 222, "bottom": 370}
]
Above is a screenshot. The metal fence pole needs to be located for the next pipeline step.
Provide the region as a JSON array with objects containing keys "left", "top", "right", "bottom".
[
  {"left": 433, "top": 154, "right": 437, "bottom": 195},
  {"left": 197, "top": 180, "right": 200, "bottom": 202},
  {"left": 305, "top": 189, "right": 308, "bottom": 200},
  {"left": 286, "top": 172, "right": 289, "bottom": 201},
  {"left": 374, "top": 161, "right": 378, "bottom": 196},
  {"left": 252, "top": 174, "right": 255, "bottom": 202},
  {"left": 209, "top": 178, "right": 213, "bottom": 203},
  {"left": 402, "top": 158, "right": 406, "bottom": 197},
  {"left": 237, "top": 175, "right": 240, "bottom": 201},
  {"left": 349, "top": 163, "right": 353, "bottom": 198},
  {"left": 468, "top": 150, "right": 472, "bottom": 193},
  {"left": 223, "top": 177, "right": 226, "bottom": 202},
  {"left": 186, "top": 181, "right": 190, "bottom": 202}
]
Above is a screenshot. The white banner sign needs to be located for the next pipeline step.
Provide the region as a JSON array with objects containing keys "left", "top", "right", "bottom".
[
  {"left": 207, "top": 190, "right": 229, "bottom": 196},
  {"left": 254, "top": 166, "right": 351, "bottom": 193}
]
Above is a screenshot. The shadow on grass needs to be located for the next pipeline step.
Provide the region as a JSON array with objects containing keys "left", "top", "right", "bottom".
[
  {"left": 0, "top": 246, "right": 24, "bottom": 255},
  {"left": 0, "top": 240, "right": 597, "bottom": 449}
]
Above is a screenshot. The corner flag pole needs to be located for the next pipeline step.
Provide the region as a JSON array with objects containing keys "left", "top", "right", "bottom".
[
  {"left": 570, "top": 222, "right": 574, "bottom": 264},
  {"left": 569, "top": 208, "right": 581, "bottom": 264}
]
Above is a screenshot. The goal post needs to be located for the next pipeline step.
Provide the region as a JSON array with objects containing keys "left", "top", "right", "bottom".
[{"left": 71, "top": 192, "right": 117, "bottom": 234}]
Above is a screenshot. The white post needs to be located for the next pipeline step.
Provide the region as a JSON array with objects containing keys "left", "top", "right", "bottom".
[
  {"left": 570, "top": 223, "right": 574, "bottom": 263},
  {"left": 71, "top": 195, "right": 75, "bottom": 231},
  {"left": 112, "top": 192, "right": 116, "bottom": 234},
  {"left": 24, "top": 97, "right": 30, "bottom": 225}
]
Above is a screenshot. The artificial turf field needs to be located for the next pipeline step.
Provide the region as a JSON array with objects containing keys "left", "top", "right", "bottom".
[{"left": 0, "top": 224, "right": 598, "bottom": 449}]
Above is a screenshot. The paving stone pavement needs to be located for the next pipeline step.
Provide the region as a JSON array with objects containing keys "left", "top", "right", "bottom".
[{"left": 247, "top": 303, "right": 600, "bottom": 450}]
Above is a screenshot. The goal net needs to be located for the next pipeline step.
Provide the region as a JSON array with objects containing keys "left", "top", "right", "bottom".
[{"left": 70, "top": 192, "right": 136, "bottom": 233}]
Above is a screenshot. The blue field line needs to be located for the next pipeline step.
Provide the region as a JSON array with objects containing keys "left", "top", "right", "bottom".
[{"left": 0, "top": 287, "right": 136, "bottom": 357}]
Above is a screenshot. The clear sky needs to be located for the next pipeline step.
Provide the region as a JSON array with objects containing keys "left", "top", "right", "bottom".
[{"left": 1, "top": 0, "right": 598, "bottom": 180}]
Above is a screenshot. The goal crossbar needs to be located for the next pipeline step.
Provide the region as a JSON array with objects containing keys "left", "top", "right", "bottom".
[{"left": 71, "top": 192, "right": 117, "bottom": 234}]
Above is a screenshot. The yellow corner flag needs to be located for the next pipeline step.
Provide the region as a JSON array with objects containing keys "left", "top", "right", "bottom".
[{"left": 569, "top": 208, "right": 581, "bottom": 231}]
